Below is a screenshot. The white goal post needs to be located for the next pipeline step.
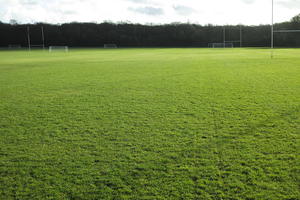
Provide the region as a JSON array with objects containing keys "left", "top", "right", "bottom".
[
  {"left": 271, "top": 0, "right": 300, "bottom": 57},
  {"left": 49, "top": 46, "right": 69, "bottom": 52}
]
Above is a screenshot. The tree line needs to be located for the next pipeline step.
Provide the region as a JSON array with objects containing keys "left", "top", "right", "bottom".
[{"left": 0, "top": 14, "right": 299, "bottom": 48}]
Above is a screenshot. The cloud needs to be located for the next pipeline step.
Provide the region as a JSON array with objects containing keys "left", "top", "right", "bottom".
[
  {"left": 20, "top": 0, "right": 39, "bottom": 6},
  {"left": 125, "top": 0, "right": 160, "bottom": 6},
  {"left": 173, "top": 5, "right": 196, "bottom": 16},
  {"left": 128, "top": 6, "right": 164, "bottom": 15},
  {"left": 240, "top": 0, "right": 255, "bottom": 4},
  {"left": 126, "top": 0, "right": 150, "bottom": 4},
  {"left": 53, "top": 8, "right": 77, "bottom": 15},
  {"left": 277, "top": 0, "right": 300, "bottom": 9},
  {"left": 0, "top": 0, "right": 299, "bottom": 25},
  {"left": 63, "top": 10, "right": 77, "bottom": 15}
]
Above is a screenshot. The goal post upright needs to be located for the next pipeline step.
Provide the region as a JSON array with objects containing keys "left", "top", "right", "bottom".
[
  {"left": 27, "top": 26, "right": 31, "bottom": 51},
  {"left": 41, "top": 26, "right": 45, "bottom": 50},
  {"left": 223, "top": 26, "right": 226, "bottom": 48},
  {"left": 271, "top": 0, "right": 274, "bottom": 58},
  {"left": 240, "top": 25, "right": 242, "bottom": 47}
]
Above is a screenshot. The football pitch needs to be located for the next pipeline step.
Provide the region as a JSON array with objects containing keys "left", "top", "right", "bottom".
[{"left": 0, "top": 48, "right": 299, "bottom": 199}]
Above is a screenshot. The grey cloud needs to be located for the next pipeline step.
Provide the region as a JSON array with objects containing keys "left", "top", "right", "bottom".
[
  {"left": 277, "top": 0, "right": 300, "bottom": 9},
  {"left": 173, "top": 5, "right": 196, "bottom": 16},
  {"left": 128, "top": 6, "right": 163, "bottom": 15}
]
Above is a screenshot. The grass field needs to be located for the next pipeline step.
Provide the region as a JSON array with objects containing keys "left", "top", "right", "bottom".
[{"left": 0, "top": 48, "right": 299, "bottom": 200}]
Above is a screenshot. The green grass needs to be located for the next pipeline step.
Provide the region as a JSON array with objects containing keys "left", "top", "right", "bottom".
[{"left": 0, "top": 48, "right": 299, "bottom": 200}]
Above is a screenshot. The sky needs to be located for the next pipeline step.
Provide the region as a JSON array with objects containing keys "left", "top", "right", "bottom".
[{"left": 0, "top": 0, "right": 299, "bottom": 25}]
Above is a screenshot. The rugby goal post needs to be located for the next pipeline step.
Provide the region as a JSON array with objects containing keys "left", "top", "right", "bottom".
[
  {"left": 271, "top": 0, "right": 300, "bottom": 57},
  {"left": 104, "top": 44, "right": 117, "bottom": 48},
  {"left": 27, "top": 26, "right": 45, "bottom": 51},
  {"left": 49, "top": 46, "right": 69, "bottom": 52}
]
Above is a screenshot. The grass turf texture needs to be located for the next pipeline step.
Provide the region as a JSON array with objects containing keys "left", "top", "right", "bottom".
[{"left": 0, "top": 48, "right": 299, "bottom": 200}]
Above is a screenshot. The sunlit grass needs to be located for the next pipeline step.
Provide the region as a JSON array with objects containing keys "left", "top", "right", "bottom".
[{"left": 0, "top": 48, "right": 299, "bottom": 199}]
